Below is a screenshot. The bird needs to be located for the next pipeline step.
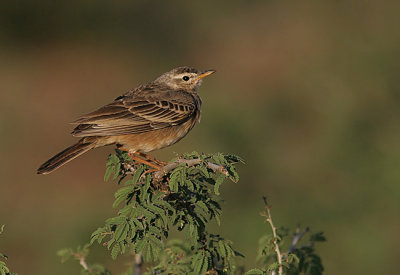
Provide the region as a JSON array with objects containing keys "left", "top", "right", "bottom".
[{"left": 37, "top": 66, "right": 215, "bottom": 175}]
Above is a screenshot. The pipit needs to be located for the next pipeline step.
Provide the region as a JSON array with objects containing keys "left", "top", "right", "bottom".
[{"left": 37, "top": 67, "right": 215, "bottom": 175}]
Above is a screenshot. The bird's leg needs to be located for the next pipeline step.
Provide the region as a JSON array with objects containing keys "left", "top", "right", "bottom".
[
  {"left": 116, "top": 145, "right": 130, "bottom": 153},
  {"left": 128, "top": 152, "right": 162, "bottom": 170},
  {"left": 142, "top": 169, "right": 159, "bottom": 177},
  {"left": 116, "top": 145, "right": 165, "bottom": 169},
  {"left": 137, "top": 152, "right": 168, "bottom": 166}
]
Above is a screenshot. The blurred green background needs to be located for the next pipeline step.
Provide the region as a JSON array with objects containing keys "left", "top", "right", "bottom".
[{"left": 1, "top": 1, "right": 399, "bottom": 274}]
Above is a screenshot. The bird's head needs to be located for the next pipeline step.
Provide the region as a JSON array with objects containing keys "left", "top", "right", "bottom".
[{"left": 154, "top": 66, "right": 216, "bottom": 92}]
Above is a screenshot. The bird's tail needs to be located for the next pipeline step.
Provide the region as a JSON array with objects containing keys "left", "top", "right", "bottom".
[{"left": 37, "top": 138, "right": 97, "bottom": 175}]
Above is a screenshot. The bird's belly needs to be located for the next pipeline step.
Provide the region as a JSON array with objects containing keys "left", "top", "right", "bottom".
[{"left": 116, "top": 122, "right": 194, "bottom": 153}]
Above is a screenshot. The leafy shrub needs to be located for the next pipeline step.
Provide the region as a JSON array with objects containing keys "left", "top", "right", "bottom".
[{"left": 57, "top": 150, "right": 325, "bottom": 275}]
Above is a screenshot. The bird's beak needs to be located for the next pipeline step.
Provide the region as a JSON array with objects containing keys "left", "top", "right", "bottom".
[{"left": 196, "top": 69, "right": 216, "bottom": 81}]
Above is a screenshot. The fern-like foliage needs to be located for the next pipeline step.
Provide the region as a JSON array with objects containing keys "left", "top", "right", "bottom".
[
  {"left": 246, "top": 203, "right": 325, "bottom": 275},
  {"left": 285, "top": 231, "right": 325, "bottom": 275},
  {"left": 143, "top": 239, "right": 193, "bottom": 274},
  {"left": 57, "top": 150, "right": 326, "bottom": 275},
  {"left": 57, "top": 243, "right": 111, "bottom": 275},
  {"left": 90, "top": 150, "right": 243, "bottom": 274},
  {"left": 0, "top": 225, "right": 16, "bottom": 275}
]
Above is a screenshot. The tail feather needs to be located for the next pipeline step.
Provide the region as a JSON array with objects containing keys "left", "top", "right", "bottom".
[{"left": 37, "top": 139, "right": 96, "bottom": 175}]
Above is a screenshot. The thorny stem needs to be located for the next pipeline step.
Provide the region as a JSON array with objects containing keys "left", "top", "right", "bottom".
[
  {"left": 124, "top": 162, "right": 137, "bottom": 174},
  {"left": 123, "top": 157, "right": 228, "bottom": 182},
  {"left": 262, "top": 197, "right": 283, "bottom": 275},
  {"left": 153, "top": 158, "right": 228, "bottom": 181},
  {"left": 288, "top": 226, "right": 309, "bottom": 254},
  {"left": 133, "top": 253, "right": 142, "bottom": 275},
  {"left": 78, "top": 255, "right": 89, "bottom": 271}
]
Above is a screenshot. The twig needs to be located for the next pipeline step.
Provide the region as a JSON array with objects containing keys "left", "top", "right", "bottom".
[
  {"left": 133, "top": 253, "right": 142, "bottom": 275},
  {"left": 124, "top": 162, "right": 137, "bottom": 174},
  {"left": 288, "top": 226, "right": 309, "bottom": 253},
  {"left": 78, "top": 256, "right": 89, "bottom": 271},
  {"left": 262, "top": 197, "right": 283, "bottom": 275},
  {"left": 153, "top": 158, "right": 228, "bottom": 181}
]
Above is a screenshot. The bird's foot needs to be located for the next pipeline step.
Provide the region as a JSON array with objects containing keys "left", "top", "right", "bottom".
[
  {"left": 116, "top": 146, "right": 167, "bottom": 171},
  {"left": 137, "top": 152, "right": 168, "bottom": 166},
  {"left": 142, "top": 169, "right": 159, "bottom": 177},
  {"left": 128, "top": 152, "right": 162, "bottom": 170}
]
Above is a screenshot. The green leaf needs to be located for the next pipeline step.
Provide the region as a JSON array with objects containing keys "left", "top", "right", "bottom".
[
  {"left": 134, "top": 205, "right": 156, "bottom": 219},
  {"left": 214, "top": 173, "right": 226, "bottom": 195},
  {"left": 140, "top": 174, "right": 151, "bottom": 201},
  {"left": 267, "top": 262, "right": 279, "bottom": 272},
  {"left": 135, "top": 239, "right": 146, "bottom": 254},
  {"left": 148, "top": 235, "right": 163, "bottom": 250},
  {"left": 218, "top": 240, "right": 227, "bottom": 258},
  {"left": 197, "top": 165, "right": 210, "bottom": 178},
  {"left": 200, "top": 250, "right": 211, "bottom": 274},
  {"left": 112, "top": 164, "right": 121, "bottom": 180},
  {"left": 169, "top": 172, "right": 179, "bottom": 192},
  {"left": 147, "top": 225, "right": 162, "bottom": 236},
  {"left": 144, "top": 242, "right": 153, "bottom": 262},
  {"left": 132, "top": 219, "right": 145, "bottom": 230},
  {"left": 224, "top": 241, "right": 233, "bottom": 259},
  {"left": 113, "top": 186, "right": 135, "bottom": 208},
  {"left": 114, "top": 222, "right": 128, "bottom": 242},
  {"left": 104, "top": 166, "right": 113, "bottom": 182},
  {"left": 191, "top": 251, "right": 204, "bottom": 274},
  {"left": 212, "top": 154, "right": 222, "bottom": 165},
  {"left": 245, "top": 268, "right": 264, "bottom": 275},
  {"left": 154, "top": 199, "right": 175, "bottom": 214},
  {"left": 111, "top": 243, "right": 121, "bottom": 259},
  {"left": 113, "top": 195, "right": 127, "bottom": 209},
  {"left": 56, "top": 248, "right": 73, "bottom": 262},
  {"left": 227, "top": 165, "right": 240, "bottom": 183},
  {"left": 151, "top": 191, "right": 165, "bottom": 202},
  {"left": 311, "top": 232, "right": 326, "bottom": 242},
  {"left": 185, "top": 179, "right": 195, "bottom": 191},
  {"left": 147, "top": 204, "right": 168, "bottom": 227},
  {"left": 90, "top": 227, "right": 109, "bottom": 245},
  {"left": 214, "top": 212, "right": 221, "bottom": 226},
  {"left": 118, "top": 205, "right": 133, "bottom": 216},
  {"left": 114, "top": 186, "right": 135, "bottom": 199},
  {"left": 132, "top": 166, "right": 144, "bottom": 185},
  {"left": 107, "top": 237, "right": 116, "bottom": 249},
  {"left": 104, "top": 154, "right": 121, "bottom": 181},
  {"left": 106, "top": 216, "right": 126, "bottom": 225},
  {"left": 196, "top": 201, "right": 209, "bottom": 214},
  {"left": 109, "top": 154, "right": 120, "bottom": 164},
  {"left": 287, "top": 252, "right": 300, "bottom": 264},
  {"left": 0, "top": 261, "right": 10, "bottom": 275}
]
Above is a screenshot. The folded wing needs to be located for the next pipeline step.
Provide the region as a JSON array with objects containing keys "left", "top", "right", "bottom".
[{"left": 71, "top": 89, "right": 198, "bottom": 137}]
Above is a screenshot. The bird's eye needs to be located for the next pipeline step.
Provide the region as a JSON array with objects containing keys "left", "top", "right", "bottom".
[{"left": 182, "top": 76, "right": 190, "bottom": 81}]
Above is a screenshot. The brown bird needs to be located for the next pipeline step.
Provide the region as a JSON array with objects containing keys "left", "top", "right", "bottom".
[{"left": 37, "top": 67, "right": 215, "bottom": 175}]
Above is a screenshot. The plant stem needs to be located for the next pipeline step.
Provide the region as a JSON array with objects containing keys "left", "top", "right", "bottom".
[
  {"left": 153, "top": 158, "right": 228, "bottom": 181},
  {"left": 133, "top": 253, "right": 142, "bottom": 275},
  {"left": 262, "top": 197, "right": 283, "bottom": 275},
  {"left": 79, "top": 256, "right": 89, "bottom": 271},
  {"left": 288, "top": 226, "right": 309, "bottom": 253}
]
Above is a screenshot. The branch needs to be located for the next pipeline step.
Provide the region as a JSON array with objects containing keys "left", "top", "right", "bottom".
[
  {"left": 123, "top": 162, "right": 138, "bottom": 174},
  {"left": 262, "top": 197, "right": 283, "bottom": 275},
  {"left": 288, "top": 226, "right": 309, "bottom": 253},
  {"left": 133, "top": 253, "right": 142, "bottom": 275},
  {"left": 78, "top": 256, "right": 89, "bottom": 271},
  {"left": 153, "top": 158, "right": 228, "bottom": 181}
]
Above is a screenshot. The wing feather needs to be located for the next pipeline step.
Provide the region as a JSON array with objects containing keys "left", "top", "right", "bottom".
[{"left": 71, "top": 88, "right": 199, "bottom": 137}]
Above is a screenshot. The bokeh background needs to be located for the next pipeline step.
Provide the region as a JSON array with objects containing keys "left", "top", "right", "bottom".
[{"left": 1, "top": 1, "right": 399, "bottom": 274}]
